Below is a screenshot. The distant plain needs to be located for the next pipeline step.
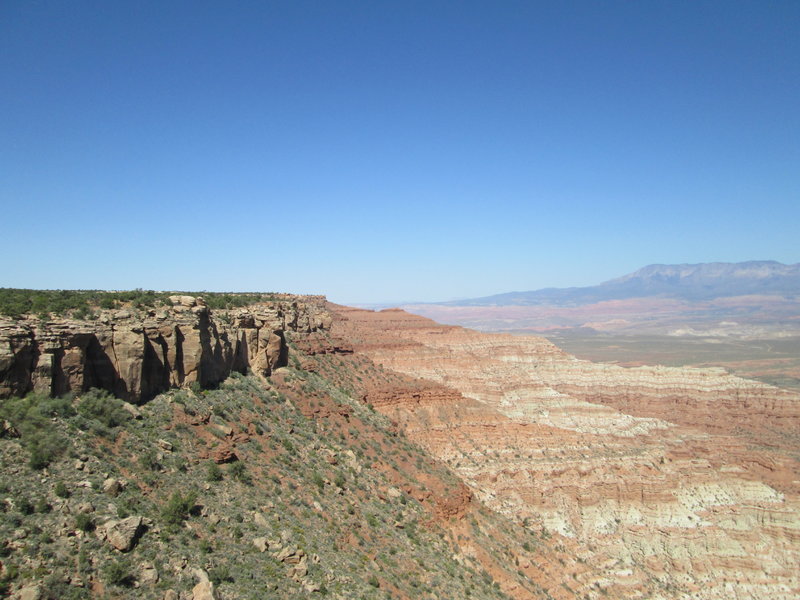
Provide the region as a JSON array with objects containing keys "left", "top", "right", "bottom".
[
  {"left": 541, "top": 330, "right": 800, "bottom": 391},
  {"left": 403, "top": 262, "right": 800, "bottom": 392}
]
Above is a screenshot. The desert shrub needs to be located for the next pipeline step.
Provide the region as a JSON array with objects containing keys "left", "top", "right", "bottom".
[
  {"left": 28, "top": 432, "right": 66, "bottom": 470},
  {"left": 161, "top": 490, "right": 198, "bottom": 526},
  {"left": 103, "top": 557, "right": 134, "bottom": 587},
  {"left": 209, "top": 565, "right": 234, "bottom": 585},
  {"left": 17, "top": 497, "right": 34, "bottom": 515},
  {"left": 77, "top": 388, "right": 131, "bottom": 430},
  {"left": 37, "top": 394, "right": 76, "bottom": 419},
  {"left": 54, "top": 481, "right": 70, "bottom": 498},
  {"left": 206, "top": 462, "right": 223, "bottom": 482},
  {"left": 139, "top": 449, "right": 160, "bottom": 471},
  {"left": 0, "top": 288, "right": 277, "bottom": 320},
  {"left": 40, "top": 574, "right": 90, "bottom": 600},
  {"left": 74, "top": 513, "right": 94, "bottom": 532},
  {"left": 228, "top": 461, "right": 251, "bottom": 484},
  {"left": 0, "top": 393, "right": 69, "bottom": 469},
  {"left": 99, "top": 297, "right": 116, "bottom": 309}
]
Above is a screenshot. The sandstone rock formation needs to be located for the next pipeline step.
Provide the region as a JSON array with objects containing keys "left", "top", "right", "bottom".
[
  {"left": 97, "top": 515, "right": 144, "bottom": 552},
  {"left": 332, "top": 304, "right": 800, "bottom": 600},
  {"left": 0, "top": 295, "right": 330, "bottom": 403}
]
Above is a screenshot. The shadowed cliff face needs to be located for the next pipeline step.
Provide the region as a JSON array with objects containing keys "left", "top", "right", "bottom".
[
  {"left": 0, "top": 295, "right": 331, "bottom": 403},
  {"left": 330, "top": 305, "right": 800, "bottom": 600}
]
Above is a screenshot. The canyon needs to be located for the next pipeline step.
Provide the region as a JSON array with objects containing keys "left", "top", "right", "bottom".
[
  {"left": 332, "top": 304, "right": 800, "bottom": 599},
  {"left": 1, "top": 294, "right": 799, "bottom": 599}
]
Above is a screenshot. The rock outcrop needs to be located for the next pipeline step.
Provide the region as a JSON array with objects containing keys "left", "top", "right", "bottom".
[
  {"left": 0, "top": 295, "right": 330, "bottom": 403},
  {"left": 331, "top": 304, "right": 800, "bottom": 600},
  {"left": 97, "top": 515, "right": 144, "bottom": 552}
]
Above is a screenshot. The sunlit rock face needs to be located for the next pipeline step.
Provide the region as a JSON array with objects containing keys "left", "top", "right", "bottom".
[
  {"left": 0, "top": 296, "right": 330, "bottom": 403},
  {"left": 332, "top": 305, "right": 800, "bottom": 600}
]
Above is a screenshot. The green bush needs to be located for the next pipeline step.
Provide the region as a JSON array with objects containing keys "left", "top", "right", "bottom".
[
  {"left": 74, "top": 513, "right": 94, "bottom": 532},
  {"left": 0, "top": 393, "right": 69, "bottom": 469},
  {"left": 228, "top": 461, "right": 251, "bottom": 484},
  {"left": 17, "top": 497, "right": 34, "bottom": 515},
  {"left": 206, "top": 462, "right": 223, "bottom": 482},
  {"left": 37, "top": 395, "right": 76, "bottom": 419},
  {"left": 161, "top": 490, "right": 198, "bottom": 526},
  {"left": 103, "top": 557, "right": 133, "bottom": 587},
  {"left": 54, "top": 481, "right": 70, "bottom": 498},
  {"left": 139, "top": 450, "right": 160, "bottom": 471},
  {"left": 209, "top": 565, "right": 234, "bottom": 585},
  {"left": 77, "top": 389, "right": 131, "bottom": 430}
]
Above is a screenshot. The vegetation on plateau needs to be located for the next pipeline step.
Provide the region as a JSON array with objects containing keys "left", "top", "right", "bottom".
[{"left": 0, "top": 288, "right": 279, "bottom": 320}]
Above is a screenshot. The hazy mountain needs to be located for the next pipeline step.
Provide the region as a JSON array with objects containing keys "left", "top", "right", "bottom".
[{"left": 443, "top": 261, "right": 800, "bottom": 306}]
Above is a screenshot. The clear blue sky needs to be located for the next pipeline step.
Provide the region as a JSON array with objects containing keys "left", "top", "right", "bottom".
[{"left": 2, "top": 1, "right": 798, "bottom": 304}]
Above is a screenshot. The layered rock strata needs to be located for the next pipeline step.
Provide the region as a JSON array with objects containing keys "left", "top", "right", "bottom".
[
  {"left": 0, "top": 295, "right": 330, "bottom": 402},
  {"left": 331, "top": 305, "right": 800, "bottom": 600}
]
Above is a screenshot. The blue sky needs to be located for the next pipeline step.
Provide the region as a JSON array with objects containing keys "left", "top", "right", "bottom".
[{"left": 2, "top": 1, "right": 798, "bottom": 304}]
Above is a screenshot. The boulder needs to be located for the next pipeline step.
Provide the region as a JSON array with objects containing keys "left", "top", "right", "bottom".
[
  {"left": 168, "top": 295, "right": 197, "bottom": 308},
  {"left": 253, "top": 511, "right": 269, "bottom": 528},
  {"left": 121, "top": 402, "right": 142, "bottom": 419},
  {"left": 288, "top": 556, "right": 308, "bottom": 581},
  {"left": 212, "top": 445, "right": 237, "bottom": 464},
  {"left": 0, "top": 419, "right": 19, "bottom": 438},
  {"left": 102, "top": 478, "right": 123, "bottom": 497},
  {"left": 98, "top": 516, "right": 143, "bottom": 552},
  {"left": 139, "top": 562, "right": 159, "bottom": 585},
  {"left": 253, "top": 536, "right": 269, "bottom": 552},
  {"left": 192, "top": 581, "right": 216, "bottom": 600},
  {"left": 191, "top": 570, "right": 216, "bottom": 600},
  {"left": 211, "top": 423, "right": 233, "bottom": 437},
  {"left": 303, "top": 581, "right": 321, "bottom": 593},
  {"left": 74, "top": 501, "right": 94, "bottom": 514},
  {"left": 16, "top": 585, "right": 42, "bottom": 600}
]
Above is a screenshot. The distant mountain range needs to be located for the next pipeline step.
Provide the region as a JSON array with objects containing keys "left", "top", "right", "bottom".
[
  {"left": 401, "top": 261, "right": 800, "bottom": 340},
  {"left": 442, "top": 261, "right": 800, "bottom": 307}
]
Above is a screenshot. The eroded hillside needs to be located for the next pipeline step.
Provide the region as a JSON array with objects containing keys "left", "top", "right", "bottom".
[
  {"left": 0, "top": 296, "right": 599, "bottom": 600},
  {"left": 332, "top": 305, "right": 800, "bottom": 600}
]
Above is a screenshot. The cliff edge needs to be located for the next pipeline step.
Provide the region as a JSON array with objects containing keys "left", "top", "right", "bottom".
[{"left": 0, "top": 294, "right": 330, "bottom": 403}]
